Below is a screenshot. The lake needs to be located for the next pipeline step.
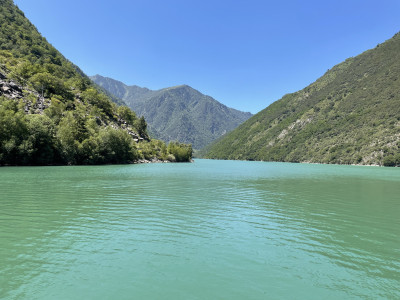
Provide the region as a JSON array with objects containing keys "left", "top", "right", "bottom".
[{"left": 0, "top": 159, "right": 399, "bottom": 299}]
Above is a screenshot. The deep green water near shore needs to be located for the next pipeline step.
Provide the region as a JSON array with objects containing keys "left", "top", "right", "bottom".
[{"left": 0, "top": 159, "right": 399, "bottom": 299}]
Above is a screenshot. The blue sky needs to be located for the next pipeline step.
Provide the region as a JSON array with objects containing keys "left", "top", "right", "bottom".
[{"left": 14, "top": 0, "right": 400, "bottom": 114}]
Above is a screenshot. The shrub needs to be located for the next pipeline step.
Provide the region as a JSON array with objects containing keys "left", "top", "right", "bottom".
[{"left": 383, "top": 155, "right": 396, "bottom": 167}]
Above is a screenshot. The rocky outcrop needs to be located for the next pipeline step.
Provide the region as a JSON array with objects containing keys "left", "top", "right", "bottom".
[
  {"left": 23, "top": 94, "right": 49, "bottom": 113},
  {"left": 0, "top": 76, "right": 23, "bottom": 100},
  {"left": 0, "top": 72, "right": 50, "bottom": 113}
]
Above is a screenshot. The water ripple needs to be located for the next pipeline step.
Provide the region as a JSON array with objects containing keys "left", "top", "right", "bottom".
[{"left": 0, "top": 161, "right": 399, "bottom": 299}]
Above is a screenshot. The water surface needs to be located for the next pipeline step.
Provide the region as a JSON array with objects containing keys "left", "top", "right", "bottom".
[{"left": 0, "top": 160, "right": 399, "bottom": 299}]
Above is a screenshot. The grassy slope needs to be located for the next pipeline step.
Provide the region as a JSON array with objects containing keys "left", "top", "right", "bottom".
[{"left": 204, "top": 33, "right": 400, "bottom": 166}]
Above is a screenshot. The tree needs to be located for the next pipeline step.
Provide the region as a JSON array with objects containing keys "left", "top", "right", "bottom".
[
  {"left": 167, "top": 142, "right": 193, "bottom": 162},
  {"left": 117, "top": 105, "right": 137, "bottom": 126},
  {"left": 9, "top": 60, "right": 41, "bottom": 85},
  {"left": 383, "top": 155, "right": 396, "bottom": 167},
  {"left": 97, "top": 127, "right": 138, "bottom": 163},
  {"left": 30, "top": 72, "right": 69, "bottom": 98},
  {"left": 136, "top": 116, "right": 149, "bottom": 139},
  {"left": 56, "top": 111, "right": 81, "bottom": 164},
  {"left": 82, "top": 88, "right": 114, "bottom": 118},
  {"left": 0, "top": 99, "right": 28, "bottom": 165},
  {"left": 20, "top": 114, "right": 56, "bottom": 165}
]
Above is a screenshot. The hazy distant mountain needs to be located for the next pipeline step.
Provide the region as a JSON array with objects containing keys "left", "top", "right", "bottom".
[
  {"left": 90, "top": 75, "right": 155, "bottom": 103},
  {"left": 203, "top": 32, "right": 400, "bottom": 166},
  {"left": 90, "top": 75, "right": 253, "bottom": 149}
]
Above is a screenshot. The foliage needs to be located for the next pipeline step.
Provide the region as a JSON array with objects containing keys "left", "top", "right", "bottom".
[
  {"left": 203, "top": 32, "right": 400, "bottom": 166},
  {"left": 0, "top": 99, "right": 57, "bottom": 165},
  {"left": 135, "top": 116, "right": 149, "bottom": 140},
  {"left": 22, "top": 114, "right": 57, "bottom": 165},
  {"left": 136, "top": 139, "right": 192, "bottom": 162},
  {"left": 167, "top": 142, "right": 193, "bottom": 162},
  {"left": 117, "top": 105, "right": 136, "bottom": 126},
  {"left": 383, "top": 153, "right": 400, "bottom": 167},
  {"left": 95, "top": 127, "right": 138, "bottom": 164},
  {"left": 82, "top": 88, "right": 115, "bottom": 118},
  {"left": 0, "top": 0, "right": 193, "bottom": 165},
  {"left": 0, "top": 99, "right": 28, "bottom": 165},
  {"left": 138, "top": 140, "right": 166, "bottom": 160}
]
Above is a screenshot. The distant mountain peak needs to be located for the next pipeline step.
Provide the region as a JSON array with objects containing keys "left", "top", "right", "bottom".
[
  {"left": 91, "top": 75, "right": 253, "bottom": 149},
  {"left": 167, "top": 84, "right": 190, "bottom": 89}
]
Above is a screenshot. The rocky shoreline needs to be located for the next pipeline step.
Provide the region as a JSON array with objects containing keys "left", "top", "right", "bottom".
[{"left": 135, "top": 158, "right": 194, "bottom": 164}]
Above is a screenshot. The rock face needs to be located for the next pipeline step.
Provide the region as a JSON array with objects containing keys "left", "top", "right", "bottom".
[
  {"left": 0, "top": 73, "right": 50, "bottom": 113},
  {"left": 0, "top": 78, "right": 23, "bottom": 99},
  {"left": 90, "top": 75, "right": 253, "bottom": 149}
]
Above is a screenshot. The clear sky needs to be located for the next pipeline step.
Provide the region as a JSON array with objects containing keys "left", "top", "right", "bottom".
[{"left": 13, "top": 0, "right": 400, "bottom": 114}]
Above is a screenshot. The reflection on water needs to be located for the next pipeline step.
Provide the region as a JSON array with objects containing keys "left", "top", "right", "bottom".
[{"left": 0, "top": 160, "right": 399, "bottom": 299}]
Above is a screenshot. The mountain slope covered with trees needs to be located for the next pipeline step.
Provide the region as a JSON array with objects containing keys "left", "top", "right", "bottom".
[
  {"left": 204, "top": 32, "right": 400, "bottom": 166},
  {"left": 0, "top": 0, "right": 192, "bottom": 165},
  {"left": 91, "top": 75, "right": 253, "bottom": 150}
]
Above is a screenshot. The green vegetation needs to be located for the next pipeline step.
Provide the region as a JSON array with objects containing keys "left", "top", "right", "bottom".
[
  {"left": 204, "top": 32, "right": 400, "bottom": 166},
  {"left": 0, "top": 0, "right": 191, "bottom": 165},
  {"left": 91, "top": 75, "right": 253, "bottom": 150},
  {"left": 167, "top": 142, "right": 193, "bottom": 162}
]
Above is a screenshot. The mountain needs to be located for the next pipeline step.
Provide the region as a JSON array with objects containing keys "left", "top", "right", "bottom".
[
  {"left": 203, "top": 32, "right": 400, "bottom": 166},
  {"left": 90, "top": 75, "right": 253, "bottom": 150},
  {"left": 0, "top": 0, "right": 192, "bottom": 165},
  {"left": 90, "top": 74, "right": 156, "bottom": 104}
]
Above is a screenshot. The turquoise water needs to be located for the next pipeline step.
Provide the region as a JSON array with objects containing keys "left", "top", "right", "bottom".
[{"left": 0, "top": 159, "right": 399, "bottom": 299}]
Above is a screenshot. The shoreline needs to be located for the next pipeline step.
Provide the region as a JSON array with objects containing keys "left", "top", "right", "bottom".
[
  {"left": 0, "top": 158, "right": 194, "bottom": 167},
  {"left": 200, "top": 157, "right": 387, "bottom": 167}
]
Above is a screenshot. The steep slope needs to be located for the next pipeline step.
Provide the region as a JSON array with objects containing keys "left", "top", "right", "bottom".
[
  {"left": 0, "top": 0, "right": 192, "bottom": 165},
  {"left": 91, "top": 75, "right": 253, "bottom": 149},
  {"left": 204, "top": 32, "right": 400, "bottom": 166}
]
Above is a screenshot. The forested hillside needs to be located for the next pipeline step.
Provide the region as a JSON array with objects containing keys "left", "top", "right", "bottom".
[
  {"left": 0, "top": 0, "right": 192, "bottom": 165},
  {"left": 204, "top": 32, "right": 400, "bottom": 166}
]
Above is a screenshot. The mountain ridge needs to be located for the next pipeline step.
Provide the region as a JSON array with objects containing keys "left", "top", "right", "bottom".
[
  {"left": 90, "top": 75, "right": 253, "bottom": 149},
  {"left": 203, "top": 32, "right": 400, "bottom": 166}
]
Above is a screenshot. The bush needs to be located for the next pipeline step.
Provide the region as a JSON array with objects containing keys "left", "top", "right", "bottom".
[
  {"left": 21, "top": 114, "right": 56, "bottom": 165},
  {"left": 82, "top": 88, "right": 114, "bottom": 118},
  {"left": 167, "top": 142, "right": 192, "bottom": 162},
  {"left": 383, "top": 155, "right": 396, "bottom": 167},
  {"left": 117, "top": 105, "right": 137, "bottom": 126},
  {"left": 0, "top": 99, "right": 28, "bottom": 165},
  {"left": 97, "top": 127, "right": 138, "bottom": 164}
]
